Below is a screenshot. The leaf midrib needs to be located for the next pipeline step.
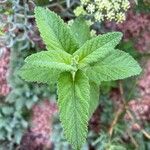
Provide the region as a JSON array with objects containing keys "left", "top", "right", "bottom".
[{"left": 72, "top": 78, "right": 79, "bottom": 149}]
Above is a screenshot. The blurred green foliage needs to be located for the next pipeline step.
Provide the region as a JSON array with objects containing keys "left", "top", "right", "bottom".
[
  {"left": 0, "top": 0, "right": 149, "bottom": 149},
  {"left": 135, "top": 0, "right": 150, "bottom": 12},
  {"left": 34, "top": 0, "right": 50, "bottom": 6}
]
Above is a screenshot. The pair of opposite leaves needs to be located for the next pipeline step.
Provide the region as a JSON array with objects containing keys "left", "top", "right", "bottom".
[{"left": 19, "top": 7, "right": 142, "bottom": 150}]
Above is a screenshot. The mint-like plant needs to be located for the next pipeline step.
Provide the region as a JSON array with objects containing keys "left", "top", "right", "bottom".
[{"left": 19, "top": 7, "right": 142, "bottom": 150}]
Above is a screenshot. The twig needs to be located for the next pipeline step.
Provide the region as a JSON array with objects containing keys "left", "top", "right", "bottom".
[
  {"left": 141, "top": 129, "right": 150, "bottom": 139},
  {"left": 47, "top": 3, "right": 66, "bottom": 12},
  {"left": 126, "top": 110, "right": 150, "bottom": 140},
  {"left": 108, "top": 81, "right": 126, "bottom": 137},
  {"left": 108, "top": 105, "right": 124, "bottom": 137},
  {"left": 127, "top": 129, "right": 139, "bottom": 148},
  {"left": 119, "top": 81, "right": 126, "bottom": 104}
]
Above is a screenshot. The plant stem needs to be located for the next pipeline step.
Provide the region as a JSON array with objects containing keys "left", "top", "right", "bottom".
[
  {"left": 108, "top": 105, "right": 124, "bottom": 137},
  {"left": 108, "top": 81, "right": 125, "bottom": 137}
]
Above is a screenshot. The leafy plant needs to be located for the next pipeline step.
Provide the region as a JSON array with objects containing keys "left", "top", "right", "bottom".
[
  {"left": 19, "top": 7, "right": 142, "bottom": 150},
  {"left": 93, "top": 132, "right": 127, "bottom": 150}
]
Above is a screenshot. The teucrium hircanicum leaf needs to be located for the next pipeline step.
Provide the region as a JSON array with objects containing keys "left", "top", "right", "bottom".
[
  {"left": 19, "top": 50, "right": 75, "bottom": 84},
  {"left": 87, "top": 50, "right": 142, "bottom": 84},
  {"left": 35, "top": 7, "right": 79, "bottom": 54},
  {"left": 58, "top": 70, "right": 90, "bottom": 150},
  {"left": 70, "top": 17, "right": 91, "bottom": 47},
  {"left": 89, "top": 82, "right": 100, "bottom": 118},
  {"left": 73, "top": 32, "right": 123, "bottom": 68}
]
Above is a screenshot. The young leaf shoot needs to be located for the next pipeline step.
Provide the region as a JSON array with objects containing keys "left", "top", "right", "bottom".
[{"left": 19, "top": 7, "right": 142, "bottom": 150}]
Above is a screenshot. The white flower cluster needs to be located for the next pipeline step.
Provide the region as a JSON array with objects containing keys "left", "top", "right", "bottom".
[{"left": 74, "top": 0, "right": 130, "bottom": 23}]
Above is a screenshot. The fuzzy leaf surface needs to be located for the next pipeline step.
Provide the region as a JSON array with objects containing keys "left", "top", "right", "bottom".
[
  {"left": 70, "top": 17, "right": 91, "bottom": 47},
  {"left": 19, "top": 50, "right": 74, "bottom": 84},
  {"left": 35, "top": 7, "right": 78, "bottom": 53},
  {"left": 73, "top": 32, "right": 123, "bottom": 68},
  {"left": 24, "top": 50, "right": 72, "bottom": 66},
  {"left": 57, "top": 71, "right": 90, "bottom": 150},
  {"left": 87, "top": 50, "right": 142, "bottom": 84},
  {"left": 89, "top": 82, "right": 100, "bottom": 118},
  {"left": 19, "top": 64, "right": 60, "bottom": 84}
]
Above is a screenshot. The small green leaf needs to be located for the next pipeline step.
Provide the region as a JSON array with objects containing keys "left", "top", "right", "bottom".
[
  {"left": 57, "top": 70, "right": 90, "bottom": 150},
  {"left": 35, "top": 7, "right": 78, "bottom": 53},
  {"left": 70, "top": 17, "right": 91, "bottom": 47},
  {"left": 89, "top": 82, "right": 100, "bottom": 119},
  {"left": 87, "top": 50, "right": 142, "bottom": 84},
  {"left": 19, "top": 50, "right": 75, "bottom": 84},
  {"left": 74, "top": 32, "right": 123, "bottom": 68}
]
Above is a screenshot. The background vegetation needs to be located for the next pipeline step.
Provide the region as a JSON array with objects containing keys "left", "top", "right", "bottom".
[{"left": 0, "top": 0, "right": 150, "bottom": 149}]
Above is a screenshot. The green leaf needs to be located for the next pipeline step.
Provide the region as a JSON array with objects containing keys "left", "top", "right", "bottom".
[
  {"left": 19, "top": 50, "right": 74, "bottom": 84},
  {"left": 35, "top": 7, "right": 78, "bottom": 54},
  {"left": 25, "top": 50, "right": 72, "bottom": 67},
  {"left": 89, "top": 82, "right": 100, "bottom": 119},
  {"left": 57, "top": 70, "right": 90, "bottom": 149},
  {"left": 19, "top": 64, "right": 60, "bottom": 84},
  {"left": 73, "top": 32, "right": 123, "bottom": 68},
  {"left": 87, "top": 50, "right": 142, "bottom": 84},
  {"left": 70, "top": 17, "right": 91, "bottom": 47}
]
